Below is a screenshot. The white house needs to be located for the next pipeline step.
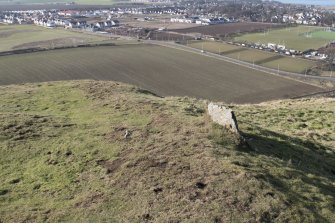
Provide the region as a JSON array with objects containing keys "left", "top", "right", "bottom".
[
  {"left": 277, "top": 45, "right": 286, "bottom": 50},
  {"left": 46, "top": 20, "right": 55, "bottom": 28},
  {"left": 268, "top": 43, "right": 276, "bottom": 49}
]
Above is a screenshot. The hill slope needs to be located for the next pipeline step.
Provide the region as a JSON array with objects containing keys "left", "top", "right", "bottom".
[{"left": 0, "top": 81, "right": 334, "bottom": 222}]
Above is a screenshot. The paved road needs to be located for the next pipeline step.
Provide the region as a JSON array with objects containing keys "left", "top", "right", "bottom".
[{"left": 145, "top": 40, "right": 335, "bottom": 82}]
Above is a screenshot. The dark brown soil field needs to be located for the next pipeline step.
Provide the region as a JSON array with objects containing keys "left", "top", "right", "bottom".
[
  {"left": 171, "top": 22, "right": 283, "bottom": 38},
  {"left": 0, "top": 44, "right": 323, "bottom": 103},
  {"left": 148, "top": 31, "right": 194, "bottom": 41}
]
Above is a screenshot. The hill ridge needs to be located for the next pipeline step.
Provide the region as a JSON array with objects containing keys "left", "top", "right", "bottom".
[{"left": 0, "top": 80, "right": 334, "bottom": 222}]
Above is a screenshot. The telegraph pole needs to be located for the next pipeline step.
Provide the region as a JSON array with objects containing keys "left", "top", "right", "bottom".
[{"left": 331, "top": 69, "right": 333, "bottom": 78}]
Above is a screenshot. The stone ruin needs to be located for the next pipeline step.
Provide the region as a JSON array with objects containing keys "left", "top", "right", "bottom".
[{"left": 207, "top": 102, "right": 239, "bottom": 134}]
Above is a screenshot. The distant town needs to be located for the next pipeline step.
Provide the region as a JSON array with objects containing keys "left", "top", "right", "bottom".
[
  {"left": 1, "top": 0, "right": 334, "bottom": 61},
  {"left": 1, "top": 0, "right": 335, "bottom": 28}
]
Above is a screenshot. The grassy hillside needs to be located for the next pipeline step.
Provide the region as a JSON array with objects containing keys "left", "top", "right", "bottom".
[{"left": 0, "top": 80, "right": 334, "bottom": 222}]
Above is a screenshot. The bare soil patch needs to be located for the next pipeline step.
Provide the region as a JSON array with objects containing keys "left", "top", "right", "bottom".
[
  {"left": 74, "top": 192, "right": 105, "bottom": 209},
  {"left": 148, "top": 31, "right": 194, "bottom": 41},
  {"left": 171, "top": 22, "right": 283, "bottom": 38},
  {"left": 0, "top": 113, "right": 75, "bottom": 141}
]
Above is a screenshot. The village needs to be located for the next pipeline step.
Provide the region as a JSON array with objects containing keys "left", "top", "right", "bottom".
[
  {"left": 1, "top": 0, "right": 335, "bottom": 28},
  {"left": 0, "top": 0, "right": 334, "bottom": 62},
  {"left": 228, "top": 41, "right": 329, "bottom": 60}
]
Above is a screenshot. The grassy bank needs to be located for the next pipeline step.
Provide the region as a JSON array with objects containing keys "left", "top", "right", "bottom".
[{"left": 0, "top": 80, "right": 334, "bottom": 222}]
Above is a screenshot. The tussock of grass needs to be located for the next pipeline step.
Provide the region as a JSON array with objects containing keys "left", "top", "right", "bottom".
[
  {"left": 0, "top": 81, "right": 334, "bottom": 222},
  {"left": 208, "top": 123, "right": 242, "bottom": 150}
]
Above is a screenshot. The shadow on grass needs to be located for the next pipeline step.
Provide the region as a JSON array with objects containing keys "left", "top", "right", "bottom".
[
  {"left": 255, "top": 55, "right": 284, "bottom": 65},
  {"left": 241, "top": 127, "right": 335, "bottom": 222},
  {"left": 221, "top": 48, "right": 249, "bottom": 55}
]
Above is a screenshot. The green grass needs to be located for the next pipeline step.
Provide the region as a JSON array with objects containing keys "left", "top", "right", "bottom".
[
  {"left": 0, "top": 81, "right": 148, "bottom": 222},
  {"left": 262, "top": 56, "right": 315, "bottom": 73},
  {"left": 235, "top": 26, "right": 332, "bottom": 51},
  {"left": 234, "top": 98, "right": 335, "bottom": 222},
  {"left": 0, "top": 25, "right": 109, "bottom": 52},
  {"left": 0, "top": 80, "right": 334, "bottom": 222},
  {"left": 188, "top": 41, "right": 238, "bottom": 54},
  {"left": 188, "top": 41, "right": 316, "bottom": 73},
  {"left": 311, "top": 30, "right": 335, "bottom": 40}
]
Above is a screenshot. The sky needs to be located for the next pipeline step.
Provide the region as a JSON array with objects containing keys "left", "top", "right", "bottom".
[{"left": 277, "top": 0, "right": 335, "bottom": 6}]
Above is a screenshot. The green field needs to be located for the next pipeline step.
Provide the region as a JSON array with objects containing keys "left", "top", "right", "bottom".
[
  {"left": 0, "top": 25, "right": 109, "bottom": 52},
  {"left": 235, "top": 26, "right": 333, "bottom": 51},
  {"left": 0, "top": 44, "right": 322, "bottom": 103},
  {"left": 311, "top": 30, "right": 335, "bottom": 40},
  {"left": 188, "top": 41, "right": 316, "bottom": 73},
  {"left": 0, "top": 80, "right": 334, "bottom": 222}
]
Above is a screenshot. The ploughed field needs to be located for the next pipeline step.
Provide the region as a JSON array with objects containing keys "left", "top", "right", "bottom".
[
  {"left": 149, "top": 31, "right": 195, "bottom": 41},
  {"left": 171, "top": 22, "right": 282, "bottom": 38},
  {"left": 0, "top": 44, "right": 323, "bottom": 103}
]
